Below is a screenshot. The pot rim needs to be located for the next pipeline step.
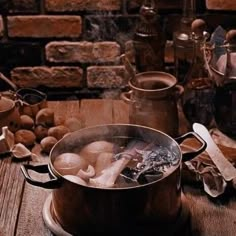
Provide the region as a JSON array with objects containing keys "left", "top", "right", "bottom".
[
  {"left": 49, "top": 123, "right": 182, "bottom": 191},
  {"left": 16, "top": 88, "right": 47, "bottom": 106},
  {"left": 129, "top": 71, "right": 177, "bottom": 93}
]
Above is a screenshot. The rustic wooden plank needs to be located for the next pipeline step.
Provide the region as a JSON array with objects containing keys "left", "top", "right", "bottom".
[
  {"left": 80, "top": 99, "right": 113, "bottom": 127},
  {"left": 48, "top": 100, "right": 82, "bottom": 125},
  {"left": 15, "top": 101, "right": 80, "bottom": 236},
  {"left": 0, "top": 157, "right": 26, "bottom": 236},
  {"left": 15, "top": 144, "right": 53, "bottom": 236},
  {"left": 112, "top": 100, "right": 129, "bottom": 124}
]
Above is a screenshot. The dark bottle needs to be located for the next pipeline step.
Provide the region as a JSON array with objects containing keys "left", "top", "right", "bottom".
[
  {"left": 214, "top": 30, "right": 236, "bottom": 137},
  {"left": 173, "top": 0, "right": 196, "bottom": 84},
  {"left": 182, "top": 19, "right": 215, "bottom": 127},
  {"left": 133, "top": 0, "right": 165, "bottom": 72}
]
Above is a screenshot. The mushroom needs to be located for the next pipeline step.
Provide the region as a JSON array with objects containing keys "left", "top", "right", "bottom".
[{"left": 77, "top": 165, "right": 95, "bottom": 180}]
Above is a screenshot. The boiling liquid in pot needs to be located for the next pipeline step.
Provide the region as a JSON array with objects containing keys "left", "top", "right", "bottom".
[{"left": 53, "top": 138, "right": 179, "bottom": 188}]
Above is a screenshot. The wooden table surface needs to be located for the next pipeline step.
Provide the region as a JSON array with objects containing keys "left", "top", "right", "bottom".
[{"left": 1, "top": 99, "right": 236, "bottom": 236}]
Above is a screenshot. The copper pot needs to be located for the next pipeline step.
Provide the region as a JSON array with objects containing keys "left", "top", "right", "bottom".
[
  {"left": 0, "top": 96, "right": 21, "bottom": 132},
  {"left": 21, "top": 124, "right": 205, "bottom": 234},
  {"left": 16, "top": 88, "right": 47, "bottom": 117}
]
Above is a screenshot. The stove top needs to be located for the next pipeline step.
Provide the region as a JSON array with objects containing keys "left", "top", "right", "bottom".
[{"left": 42, "top": 193, "right": 191, "bottom": 236}]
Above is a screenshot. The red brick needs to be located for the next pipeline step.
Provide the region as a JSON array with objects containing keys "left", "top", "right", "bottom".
[
  {"left": 46, "top": 41, "right": 121, "bottom": 63},
  {"left": 206, "top": 0, "right": 236, "bottom": 10},
  {"left": 87, "top": 66, "right": 127, "bottom": 88},
  {"left": 7, "top": 16, "right": 82, "bottom": 38},
  {"left": 45, "top": 0, "right": 121, "bottom": 12},
  {"left": 0, "top": 16, "right": 3, "bottom": 38},
  {"left": 11, "top": 66, "right": 83, "bottom": 88}
]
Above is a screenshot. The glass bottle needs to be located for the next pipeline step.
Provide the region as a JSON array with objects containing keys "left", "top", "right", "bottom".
[
  {"left": 173, "top": 0, "right": 196, "bottom": 84},
  {"left": 133, "top": 0, "right": 165, "bottom": 72},
  {"left": 214, "top": 30, "right": 236, "bottom": 137},
  {"left": 182, "top": 19, "right": 215, "bottom": 127}
]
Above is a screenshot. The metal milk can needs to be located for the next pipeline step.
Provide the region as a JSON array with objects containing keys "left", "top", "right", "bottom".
[{"left": 121, "top": 71, "right": 183, "bottom": 137}]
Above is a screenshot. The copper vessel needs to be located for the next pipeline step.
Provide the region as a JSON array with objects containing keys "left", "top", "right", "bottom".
[
  {"left": 0, "top": 96, "right": 21, "bottom": 132},
  {"left": 21, "top": 124, "right": 205, "bottom": 234},
  {"left": 121, "top": 71, "right": 183, "bottom": 137}
]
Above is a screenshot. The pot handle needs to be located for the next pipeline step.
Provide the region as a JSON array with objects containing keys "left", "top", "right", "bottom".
[
  {"left": 120, "top": 90, "right": 133, "bottom": 104},
  {"left": 175, "top": 132, "right": 207, "bottom": 162},
  {"left": 21, "top": 164, "right": 62, "bottom": 189}
]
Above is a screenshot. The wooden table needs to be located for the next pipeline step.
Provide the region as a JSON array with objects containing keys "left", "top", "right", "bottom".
[{"left": 1, "top": 99, "right": 236, "bottom": 236}]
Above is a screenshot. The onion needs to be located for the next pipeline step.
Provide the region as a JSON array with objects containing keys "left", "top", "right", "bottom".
[
  {"left": 53, "top": 153, "right": 88, "bottom": 175},
  {"left": 78, "top": 141, "right": 116, "bottom": 165}
]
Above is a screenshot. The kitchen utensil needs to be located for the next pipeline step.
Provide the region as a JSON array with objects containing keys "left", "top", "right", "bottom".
[
  {"left": 193, "top": 122, "right": 236, "bottom": 181},
  {"left": 121, "top": 71, "right": 183, "bottom": 137},
  {"left": 0, "top": 96, "right": 21, "bottom": 132},
  {"left": 21, "top": 124, "right": 206, "bottom": 234}
]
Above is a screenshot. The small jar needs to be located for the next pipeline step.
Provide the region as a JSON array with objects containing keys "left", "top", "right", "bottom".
[{"left": 182, "top": 19, "right": 215, "bottom": 127}]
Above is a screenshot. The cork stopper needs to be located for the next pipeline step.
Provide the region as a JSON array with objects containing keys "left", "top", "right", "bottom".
[
  {"left": 226, "top": 30, "right": 236, "bottom": 44},
  {"left": 191, "top": 19, "right": 206, "bottom": 37},
  {"left": 140, "top": 0, "right": 157, "bottom": 23}
]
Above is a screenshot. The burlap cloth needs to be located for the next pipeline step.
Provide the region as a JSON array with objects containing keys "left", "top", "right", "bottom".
[{"left": 181, "top": 128, "right": 236, "bottom": 197}]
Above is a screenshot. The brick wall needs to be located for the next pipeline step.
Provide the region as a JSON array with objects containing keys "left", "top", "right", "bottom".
[{"left": 0, "top": 0, "right": 236, "bottom": 99}]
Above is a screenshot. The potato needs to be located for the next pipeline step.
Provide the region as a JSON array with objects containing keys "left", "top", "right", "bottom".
[
  {"left": 79, "top": 141, "right": 116, "bottom": 165},
  {"left": 54, "top": 115, "right": 65, "bottom": 126},
  {"left": 40, "top": 136, "right": 58, "bottom": 154},
  {"left": 34, "top": 125, "right": 48, "bottom": 141},
  {"left": 15, "top": 129, "right": 36, "bottom": 147},
  {"left": 64, "top": 117, "right": 82, "bottom": 132},
  {"left": 20, "top": 106, "right": 34, "bottom": 117},
  {"left": 20, "top": 115, "right": 34, "bottom": 130},
  {"left": 53, "top": 153, "right": 88, "bottom": 175},
  {"left": 48, "top": 125, "right": 70, "bottom": 140},
  {"left": 35, "top": 108, "right": 54, "bottom": 127}
]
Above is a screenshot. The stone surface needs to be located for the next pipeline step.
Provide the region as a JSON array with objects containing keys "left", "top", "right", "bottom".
[
  {"left": 8, "top": 0, "right": 39, "bottom": 13},
  {"left": 11, "top": 66, "right": 83, "bottom": 88},
  {"left": 0, "top": 42, "right": 41, "bottom": 66},
  {"left": 87, "top": 65, "right": 126, "bottom": 88},
  {"left": 7, "top": 16, "right": 82, "bottom": 38},
  {"left": 46, "top": 41, "right": 121, "bottom": 63},
  {"left": 0, "top": 16, "right": 3, "bottom": 38},
  {"left": 45, "top": 0, "right": 121, "bottom": 12}
]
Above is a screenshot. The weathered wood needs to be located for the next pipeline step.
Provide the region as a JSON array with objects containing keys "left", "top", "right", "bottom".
[
  {"left": 112, "top": 100, "right": 129, "bottom": 124},
  {"left": 0, "top": 157, "right": 26, "bottom": 236},
  {"left": 80, "top": 99, "right": 113, "bottom": 127},
  {"left": 15, "top": 144, "right": 53, "bottom": 236}
]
